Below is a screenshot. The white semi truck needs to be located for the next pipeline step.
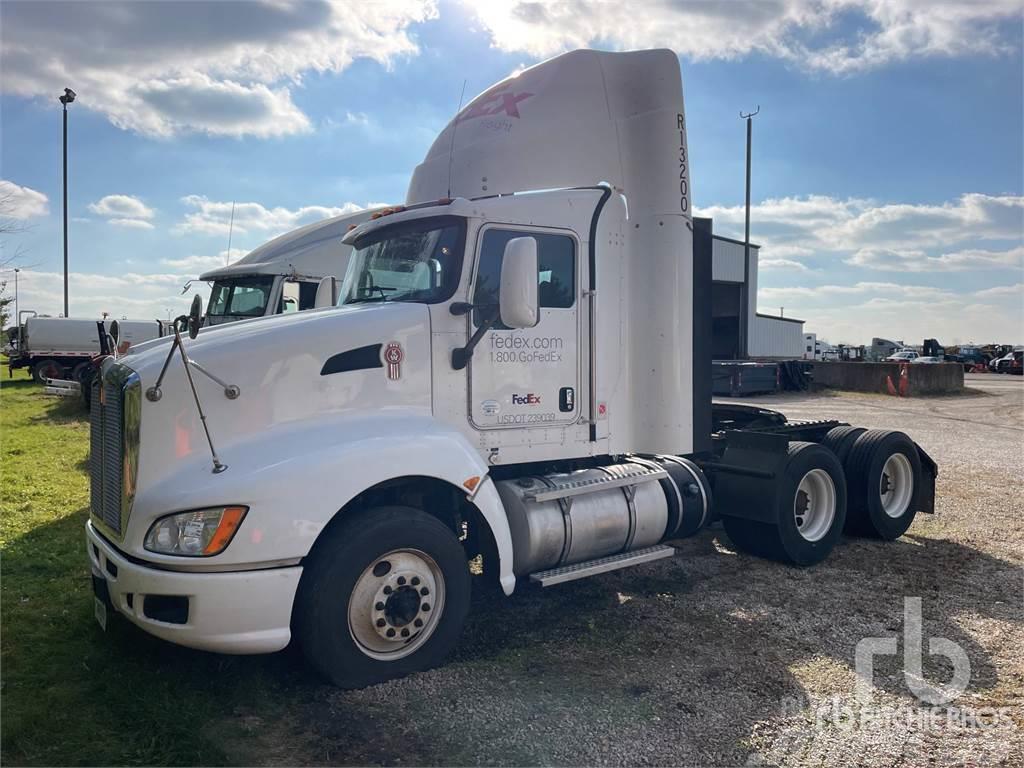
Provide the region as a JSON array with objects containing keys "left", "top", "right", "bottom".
[
  {"left": 198, "top": 208, "right": 380, "bottom": 326},
  {"left": 86, "top": 49, "right": 937, "bottom": 689},
  {"left": 7, "top": 313, "right": 166, "bottom": 383}
]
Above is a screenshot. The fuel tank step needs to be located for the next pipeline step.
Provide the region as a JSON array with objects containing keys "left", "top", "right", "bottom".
[
  {"left": 521, "top": 465, "right": 667, "bottom": 503},
  {"left": 528, "top": 545, "right": 676, "bottom": 587}
]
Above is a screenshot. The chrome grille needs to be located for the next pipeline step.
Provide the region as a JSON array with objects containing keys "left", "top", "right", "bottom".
[{"left": 89, "top": 364, "right": 140, "bottom": 538}]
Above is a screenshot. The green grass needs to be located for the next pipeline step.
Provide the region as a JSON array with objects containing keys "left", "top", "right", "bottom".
[{"left": 0, "top": 366, "right": 308, "bottom": 766}]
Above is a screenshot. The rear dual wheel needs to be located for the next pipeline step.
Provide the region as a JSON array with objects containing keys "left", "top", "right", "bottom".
[
  {"left": 31, "top": 359, "right": 65, "bottom": 384},
  {"left": 296, "top": 506, "right": 470, "bottom": 689},
  {"left": 722, "top": 441, "right": 847, "bottom": 566},
  {"left": 842, "top": 429, "right": 921, "bottom": 539}
]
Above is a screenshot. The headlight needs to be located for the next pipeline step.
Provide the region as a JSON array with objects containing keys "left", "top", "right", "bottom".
[{"left": 144, "top": 506, "right": 247, "bottom": 557}]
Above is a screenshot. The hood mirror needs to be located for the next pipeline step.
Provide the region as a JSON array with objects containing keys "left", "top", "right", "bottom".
[{"left": 314, "top": 276, "right": 339, "bottom": 308}]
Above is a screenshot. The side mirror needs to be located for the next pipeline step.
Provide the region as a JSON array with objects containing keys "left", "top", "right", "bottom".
[
  {"left": 314, "top": 276, "right": 338, "bottom": 308},
  {"left": 498, "top": 237, "right": 539, "bottom": 329}
]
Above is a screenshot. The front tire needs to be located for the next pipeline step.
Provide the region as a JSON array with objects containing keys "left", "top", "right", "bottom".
[
  {"left": 296, "top": 506, "right": 471, "bottom": 689},
  {"left": 722, "top": 441, "right": 847, "bottom": 566}
]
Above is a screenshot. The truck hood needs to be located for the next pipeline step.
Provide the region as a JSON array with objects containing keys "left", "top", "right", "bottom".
[{"left": 122, "top": 302, "right": 433, "bottom": 496}]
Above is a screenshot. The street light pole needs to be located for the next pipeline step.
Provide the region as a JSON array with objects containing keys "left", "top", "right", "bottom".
[
  {"left": 59, "top": 87, "right": 76, "bottom": 318},
  {"left": 739, "top": 105, "right": 759, "bottom": 360}
]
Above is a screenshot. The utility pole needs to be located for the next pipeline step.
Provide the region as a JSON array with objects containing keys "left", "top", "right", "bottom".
[
  {"left": 59, "top": 87, "right": 76, "bottom": 318},
  {"left": 739, "top": 106, "right": 759, "bottom": 359},
  {"left": 13, "top": 267, "right": 19, "bottom": 326}
]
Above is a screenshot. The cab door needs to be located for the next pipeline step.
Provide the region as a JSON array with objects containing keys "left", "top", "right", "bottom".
[{"left": 468, "top": 226, "right": 580, "bottom": 429}]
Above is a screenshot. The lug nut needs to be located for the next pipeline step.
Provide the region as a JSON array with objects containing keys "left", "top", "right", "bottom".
[
  {"left": 420, "top": 587, "right": 429, "bottom": 596},
  {"left": 386, "top": 628, "right": 396, "bottom": 638},
  {"left": 401, "top": 628, "right": 410, "bottom": 637},
  {"left": 397, "top": 576, "right": 406, "bottom": 586},
  {"left": 383, "top": 586, "right": 392, "bottom": 595},
  {"left": 375, "top": 601, "right": 384, "bottom": 611},
  {"left": 414, "top": 618, "right": 423, "bottom": 628},
  {"left": 411, "top": 577, "right": 420, "bottom": 586},
  {"left": 376, "top": 618, "right": 386, "bottom": 628},
  {"left": 422, "top": 603, "right": 431, "bottom": 612}
]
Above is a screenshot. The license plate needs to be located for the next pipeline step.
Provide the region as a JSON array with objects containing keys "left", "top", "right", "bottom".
[
  {"left": 94, "top": 596, "right": 107, "bottom": 631},
  {"left": 92, "top": 573, "right": 110, "bottom": 631}
]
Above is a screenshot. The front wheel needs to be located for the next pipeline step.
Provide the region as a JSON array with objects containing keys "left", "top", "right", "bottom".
[{"left": 295, "top": 506, "right": 471, "bottom": 689}]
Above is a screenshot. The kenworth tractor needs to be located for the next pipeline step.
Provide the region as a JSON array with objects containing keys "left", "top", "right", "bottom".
[{"left": 87, "top": 49, "right": 936, "bottom": 688}]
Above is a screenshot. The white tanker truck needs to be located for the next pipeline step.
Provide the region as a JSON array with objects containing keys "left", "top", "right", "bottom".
[
  {"left": 7, "top": 313, "right": 166, "bottom": 383},
  {"left": 86, "top": 49, "right": 936, "bottom": 689}
]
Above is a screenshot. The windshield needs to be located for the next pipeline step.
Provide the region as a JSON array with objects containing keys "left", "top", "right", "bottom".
[
  {"left": 341, "top": 216, "right": 464, "bottom": 306},
  {"left": 206, "top": 275, "right": 276, "bottom": 324}
]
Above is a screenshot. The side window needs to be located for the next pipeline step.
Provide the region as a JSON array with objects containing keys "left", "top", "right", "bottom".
[{"left": 472, "top": 229, "right": 575, "bottom": 327}]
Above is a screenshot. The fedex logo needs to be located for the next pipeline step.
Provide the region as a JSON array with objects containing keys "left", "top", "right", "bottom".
[
  {"left": 458, "top": 91, "right": 534, "bottom": 123},
  {"left": 511, "top": 393, "right": 541, "bottom": 406}
]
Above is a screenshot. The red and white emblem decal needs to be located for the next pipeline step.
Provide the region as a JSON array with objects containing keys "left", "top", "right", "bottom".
[{"left": 383, "top": 341, "right": 404, "bottom": 380}]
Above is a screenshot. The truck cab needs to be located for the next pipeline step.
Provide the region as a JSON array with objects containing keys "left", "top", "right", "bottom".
[
  {"left": 85, "top": 48, "right": 936, "bottom": 690},
  {"left": 199, "top": 208, "right": 380, "bottom": 326}
]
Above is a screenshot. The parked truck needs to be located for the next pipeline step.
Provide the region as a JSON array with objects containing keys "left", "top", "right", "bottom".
[
  {"left": 7, "top": 313, "right": 166, "bottom": 383},
  {"left": 199, "top": 207, "right": 381, "bottom": 326},
  {"left": 85, "top": 49, "right": 936, "bottom": 689}
]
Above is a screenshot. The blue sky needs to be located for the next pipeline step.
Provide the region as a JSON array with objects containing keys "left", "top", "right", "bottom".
[{"left": 1, "top": 0, "right": 1021, "bottom": 345}]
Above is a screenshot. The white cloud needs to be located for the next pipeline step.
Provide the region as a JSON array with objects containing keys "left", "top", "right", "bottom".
[
  {"left": 89, "top": 194, "right": 155, "bottom": 219},
  {"left": 161, "top": 248, "right": 247, "bottom": 272},
  {"left": 175, "top": 195, "right": 365, "bottom": 236},
  {"left": 760, "top": 258, "right": 812, "bottom": 272},
  {"left": 847, "top": 245, "right": 1024, "bottom": 272},
  {"left": 10, "top": 268, "right": 207, "bottom": 322},
  {"left": 0, "top": 1, "right": 437, "bottom": 138},
  {"left": 760, "top": 281, "right": 957, "bottom": 303},
  {"left": 466, "top": 0, "right": 1021, "bottom": 73},
  {"left": 699, "top": 193, "right": 1024, "bottom": 265},
  {"left": 974, "top": 282, "right": 1024, "bottom": 299},
  {"left": 0, "top": 179, "right": 49, "bottom": 219},
  {"left": 109, "top": 218, "right": 156, "bottom": 230},
  {"left": 88, "top": 194, "right": 155, "bottom": 230}
]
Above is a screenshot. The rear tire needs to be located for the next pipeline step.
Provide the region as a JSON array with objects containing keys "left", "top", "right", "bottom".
[
  {"left": 822, "top": 425, "right": 866, "bottom": 463},
  {"left": 844, "top": 430, "right": 921, "bottom": 539},
  {"left": 296, "top": 506, "right": 471, "bottom": 689},
  {"left": 722, "top": 441, "right": 847, "bottom": 566},
  {"left": 31, "top": 359, "right": 64, "bottom": 384}
]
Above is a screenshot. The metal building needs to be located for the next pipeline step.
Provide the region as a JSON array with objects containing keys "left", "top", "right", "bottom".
[{"left": 699, "top": 218, "right": 806, "bottom": 360}]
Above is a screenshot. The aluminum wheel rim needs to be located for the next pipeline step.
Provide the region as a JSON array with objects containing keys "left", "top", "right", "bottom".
[
  {"left": 794, "top": 468, "right": 836, "bottom": 542},
  {"left": 347, "top": 548, "right": 445, "bottom": 661},
  {"left": 880, "top": 453, "right": 914, "bottom": 519}
]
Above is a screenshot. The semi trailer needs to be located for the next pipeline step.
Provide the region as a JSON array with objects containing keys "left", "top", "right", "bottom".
[
  {"left": 7, "top": 313, "right": 166, "bottom": 383},
  {"left": 198, "top": 207, "right": 381, "bottom": 326},
  {"left": 86, "top": 49, "right": 936, "bottom": 689}
]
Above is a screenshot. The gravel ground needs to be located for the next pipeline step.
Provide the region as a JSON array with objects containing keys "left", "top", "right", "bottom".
[{"left": 223, "top": 375, "right": 1023, "bottom": 767}]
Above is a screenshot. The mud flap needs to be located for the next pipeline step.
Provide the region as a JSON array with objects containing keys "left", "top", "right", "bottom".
[{"left": 915, "top": 444, "right": 938, "bottom": 514}]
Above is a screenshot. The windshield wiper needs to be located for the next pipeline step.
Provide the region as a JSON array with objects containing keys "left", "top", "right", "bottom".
[{"left": 348, "top": 285, "right": 399, "bottom": 304}]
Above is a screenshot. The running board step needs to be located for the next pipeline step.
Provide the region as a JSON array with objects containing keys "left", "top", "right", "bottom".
[{"left": 529, "top": 545, "right": 676, "bottom": 587}]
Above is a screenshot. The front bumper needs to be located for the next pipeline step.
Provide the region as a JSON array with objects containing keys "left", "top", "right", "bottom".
[{"left": 86, "top": 520, "right": 301, "bottom": 654}]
